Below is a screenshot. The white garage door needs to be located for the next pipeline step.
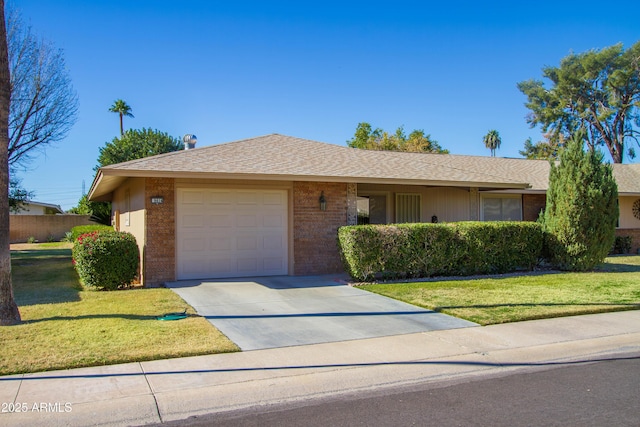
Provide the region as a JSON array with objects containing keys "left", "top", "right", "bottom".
[{"left": 177, "top": 188, "right": 288, "bottom": 280}]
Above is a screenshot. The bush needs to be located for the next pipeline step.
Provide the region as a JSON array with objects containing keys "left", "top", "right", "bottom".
[
  {"left": 69, "top": 224, "right": 113, "bottom": 242},
  {"left": 72, "top": 231, "right": 139, "bottom": 290},
  {"left": 611, "top": 236, "right": 632, "bottom": 255},
  {"left": 453, "top": 222, "right": 544, "bottom": 275},
  {"left": 541, "top": 131, "right": 618, "bottom": 271},
  {"left": 338, "top": 221, "right": 544, "bottom": 281},
  {"left": 26, "top": 236, "right": 36, "bottom": 244}
]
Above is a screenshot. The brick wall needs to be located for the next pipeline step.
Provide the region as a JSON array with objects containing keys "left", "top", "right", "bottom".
[
  {"left": 144, "top": 178, "right": 176, "bottom": 285},
  {"left": 9, "top": 215, "right": 93, "bottom": 243},
  {"left": 293, "top": 181, "right": 347, "bottom": 275},
  {"left": 615, "top": 229, "right": 640, "bottom": 254},
  {"left": 523, "top": 194, "right": 546, "bottom": 222}
]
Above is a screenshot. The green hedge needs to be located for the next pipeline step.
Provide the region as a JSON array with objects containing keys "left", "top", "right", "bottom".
[
  {"left": 72, "top": 230, "right": 139, "bottom": 290},
  {"left": 69, "top": 224, "right": 114, "bottom": 242},
  {"left": 610, "top": 235, "right": 632, "bottom": 255},
  {"left": 338, "top": 221, "right": 544, "bottom": 281}
]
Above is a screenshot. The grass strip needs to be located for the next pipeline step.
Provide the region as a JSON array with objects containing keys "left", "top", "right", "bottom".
[
  {"left": 361, "top": 256, "right": 640, "bottom": 325},
  {"left": 1, "top": 246, "right": 239, "bottom": 376}
]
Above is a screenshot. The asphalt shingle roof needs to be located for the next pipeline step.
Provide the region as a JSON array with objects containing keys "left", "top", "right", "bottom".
[{"left": 91, "top": 133, "right": 640, "bottom": 199}]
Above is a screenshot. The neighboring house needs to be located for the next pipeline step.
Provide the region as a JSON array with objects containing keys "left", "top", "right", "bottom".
[
  {"left": 11, "top": 200, "right": 64, "bottom": 215},
  {"left": 88, "top": 134, "right": 640, "bottom": 286}
]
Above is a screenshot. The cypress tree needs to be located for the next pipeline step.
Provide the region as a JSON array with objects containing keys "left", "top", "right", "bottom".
[{"left": 542, "top": 130, "right": 618, "bottom": 270}]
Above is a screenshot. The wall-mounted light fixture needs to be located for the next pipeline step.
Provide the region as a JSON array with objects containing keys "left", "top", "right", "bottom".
[
  {"left": 319, "top": 191, "right": 327, "bottom": 211},
  {"left": 151, "top": 196, "right": 164, "bottom": 205}
]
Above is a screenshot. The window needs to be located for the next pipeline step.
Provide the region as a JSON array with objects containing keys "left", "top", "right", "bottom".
[
  {"left": 396, "top": 194, "right": 421, "bottom": 223},
  {"left": 482, "top": 196, "right": 522, "bottom": 221},
  {"left": 357, "top": 194, "right": 387, "bottom": 224}
]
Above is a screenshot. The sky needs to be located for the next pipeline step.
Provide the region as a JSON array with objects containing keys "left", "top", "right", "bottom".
[{"left": 10, "top": 0, "right": 640, "bottom": 210}]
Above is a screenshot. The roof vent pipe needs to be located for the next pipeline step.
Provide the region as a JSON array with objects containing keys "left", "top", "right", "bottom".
[{"left": 183, "top": 134, "right": 197, "bottom": 150}]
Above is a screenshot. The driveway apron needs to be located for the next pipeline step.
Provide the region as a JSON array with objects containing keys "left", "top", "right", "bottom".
[{"left": 166, "top": 275, "right": 477, "bottom": 350}]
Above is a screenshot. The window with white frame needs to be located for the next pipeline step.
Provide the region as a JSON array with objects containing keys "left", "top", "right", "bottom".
[
  {"left": 396, "top": 193, "right": 421, "bottom": 223},
  {"left": 481, "top": 195, "right": 522, "bottom": 221}
]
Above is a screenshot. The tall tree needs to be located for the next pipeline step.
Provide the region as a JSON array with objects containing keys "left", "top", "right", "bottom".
[
  {"left": 81, "top": 128, "right": 183, "bottom": 225},
  {"left": 7, "top": 8, "right": 78, "bottom": 168},
  {"left": 96, "top": 128, "right": 182, "bottom": 169},
  {"left": 519, "top": 138, "right": 558, "bottom": 160},
  {"left": 483, "top": 129, "right": 501, "bottom": 157},
  {"left": 518, "top": 42, "right": 640, "bottom": 163},
  {"left": 519, "top": 132, "right": 566, "bottom": 160},
  {"left": 347, "top": 122, "right": 448, "bottom": 154},
  {"left": 1, "top": 0, "right": 21, "bottom": 325},
  {"left": 109, "top": 99, "right": 133, "bottom": 136},
  {"left": 542, "top": 130, "right": 618, "bottom": 271}
]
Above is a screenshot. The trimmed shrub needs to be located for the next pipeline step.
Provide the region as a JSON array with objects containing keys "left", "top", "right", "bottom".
[
  {"left": 338, "top": 221, "right": 543, "bottom": 281},
  {"left": 541, "top": 131, "right": 618, "bottom": 271},
  {"left": 611, "top": 236, "right": 632, "bottom": 255},
  {"left": 453, "top": 222, "right": 543, "bottom": 275},
  {"left": 69, "top": 224, "right": 113, "bottom": 242},
  {"left": 72, "top": 231, "right": 139, "bottom": 290}
]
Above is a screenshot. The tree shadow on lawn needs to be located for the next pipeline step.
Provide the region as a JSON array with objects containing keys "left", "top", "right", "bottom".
[
  {"left": 12, "top": 248, "right": 82, "bottom": 306},
  {"left": 594, "top": 262, "right": 640, "bottom": 273},
  {"left": 15, "top": 286, "right": 81, "bottom": 306},
  {"left": 11, "top": 248, "right": 73, "bottom": 260}
]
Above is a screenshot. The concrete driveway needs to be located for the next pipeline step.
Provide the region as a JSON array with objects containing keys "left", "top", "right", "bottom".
[{"left": 166, "top": 275, "right": 477, "bottom": 350}]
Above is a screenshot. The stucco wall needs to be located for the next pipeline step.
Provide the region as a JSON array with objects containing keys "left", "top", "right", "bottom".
[
  {"left": 112, "top": 177, "right": 146, "bottom": 251},
  {"left": 112, "top": 177, "right": 147, "bottom": 283},
  {"left": 618, "top": 196, "right": 640, "bottom": 229}
]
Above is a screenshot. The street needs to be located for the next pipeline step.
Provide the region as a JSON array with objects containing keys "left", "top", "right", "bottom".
[{"left": 163, "top": 353, "right": 640, "bottom": 427}]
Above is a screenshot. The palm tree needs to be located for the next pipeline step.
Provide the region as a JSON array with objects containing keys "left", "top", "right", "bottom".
[
  {"left": 109, "top": 99, "right": 134, "bottom": 136},
  {"left": 483, "top": 129, "right": 501, "bottom": 157}
]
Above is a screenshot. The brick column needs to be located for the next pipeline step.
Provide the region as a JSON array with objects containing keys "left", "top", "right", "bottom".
[
  {"left": 523, "top": 194, "right": 546, "bottom": 222},
  {"left": 144, "top": 178, "right": 176, "bottom": 286},
  {"left": 615, "top": 229, "right": 640, "bottom": 254},
  {"left": 293, "top": 182, "right": 348, "bottom": 275}
]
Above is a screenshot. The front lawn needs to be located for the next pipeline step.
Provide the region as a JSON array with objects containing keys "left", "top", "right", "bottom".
[
  {"left": 1, "top": 245, "right": 239, "bottom": 376},
  {"left": 361, "top": 256, "right": 640, "bottom": 325}
]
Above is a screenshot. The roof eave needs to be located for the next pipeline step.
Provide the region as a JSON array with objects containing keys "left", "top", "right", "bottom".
[
  {"left": 93, "top": 168, "right": 530, "bottom": 192},
  {"left": 88, "top": 170, "right": 128, "bottom": 202}
]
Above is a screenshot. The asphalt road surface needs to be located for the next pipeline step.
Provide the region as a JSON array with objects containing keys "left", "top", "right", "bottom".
[{"left": 161, "top": 353, "right": 640, "bottom": 427}]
